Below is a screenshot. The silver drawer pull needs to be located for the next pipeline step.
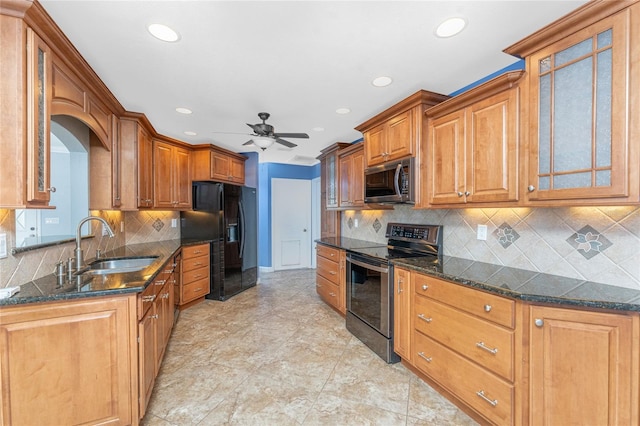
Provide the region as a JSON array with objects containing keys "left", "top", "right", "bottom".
[
  {"left": 194, "top": 262, "right": 202, "bottom": 266},
  {"left": 476, "top": 390, "right": 498, "bottom": 407},
  {"left": 151, "top": 314, "right": 159, "bottom": 319},
  {"left": 421, "top": 284, "right": 428, "bottom": 291},
  {"left": 155, "top": 280, "right": 166, "bottom": 286},
  {"left": 484, "top": 304, "right": 492, "bottom": 312},
  {"left": 417, "top": 313, "right": 432, "bottom": 323},
  {"left": 142, "top": 295, "right": 155, "bottom": 302},
  {"left": 195, "top": 288, "right": 202, "bottom": 291},
  {"left": 417, "top": 352, "right": 432, "bottom": 363},
  {"left": 476, "top": 342, "right": 498, "bottom": 355},
  {"left": 329, "top": 292, "right": 336, "bottom": 297},
  {"left": 329, "top": 271, "right": 337, "bottom": 275}
]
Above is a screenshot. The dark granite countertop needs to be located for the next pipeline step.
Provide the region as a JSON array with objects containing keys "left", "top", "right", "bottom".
[
  {"left": 393, "top": 256, "right": 640, "bottom": 313},
  {"left": 0, "top": 239, "right": 212, "bottom": 307},
  {"left": 317, "top": 238, "right": 640, "bottom": 313}
]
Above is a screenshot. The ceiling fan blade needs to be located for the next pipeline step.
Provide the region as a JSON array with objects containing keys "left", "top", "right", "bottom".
[
  {"left": 273, "top": 132, "right": 309, "bottom": 139},
  {"left": 242, "top": 139, "right": 255, "bottom": 146},
  {"left": 275, "top": 138, "right": 297, "bottom": 148}
]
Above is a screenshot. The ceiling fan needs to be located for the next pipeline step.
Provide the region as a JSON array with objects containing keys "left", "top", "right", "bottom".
[{"left": 242, "top": 112, "right": 309, "bottom": 150}]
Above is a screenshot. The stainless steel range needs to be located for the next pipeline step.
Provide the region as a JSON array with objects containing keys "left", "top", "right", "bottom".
[{"left": 346, "top": 223, "right": 442, "bottom": 363}]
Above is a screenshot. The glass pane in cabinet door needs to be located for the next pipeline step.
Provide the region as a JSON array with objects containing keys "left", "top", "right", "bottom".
[
  {"left": 554, "top": 172, "right": 591, "bottom": 189},
  {"left": 595, "top": 48, "right": 612, "bottom": 171},
  {"left": 596, "top": 170, "right": 611, "bottom": 187},
  {"left": 37, "top": 48, "right": 46, "bottom": 192},
  {"left": 538, "top": 73, "right": 551, "bottom": 175},
  {"left": 553, "top": 56, "right": 593, "bottom": 173},
  {"left": 597, "top": 29, "right": 612, "bottom": 49},
  {"left": 555, "top": 38, "right": 592, "bottom": 66}
]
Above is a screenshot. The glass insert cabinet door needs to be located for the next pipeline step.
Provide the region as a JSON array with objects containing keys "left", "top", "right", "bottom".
[
  {"left": 26, "top": 28, "right": 53, "bottom": 206},
  {"left": 527, "top": 12, "right": 629, "bottom": 201}
]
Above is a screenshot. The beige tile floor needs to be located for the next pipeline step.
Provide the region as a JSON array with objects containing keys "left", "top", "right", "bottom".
[{"left": 142, "top": 269, "right": 478, "bottom": 426}]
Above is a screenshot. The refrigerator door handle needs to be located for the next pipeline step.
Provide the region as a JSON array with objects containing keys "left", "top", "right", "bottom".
[{"left": 239, "top": 200, "right": 246, "bottom": 258}]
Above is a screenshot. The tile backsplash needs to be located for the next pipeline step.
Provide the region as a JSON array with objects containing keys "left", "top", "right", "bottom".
[
  {"left": 0, "top": 209, "right": 180, "bottom": 288},
  {"left": 341, "top": 205, "right": 640, "bottom": 291}
]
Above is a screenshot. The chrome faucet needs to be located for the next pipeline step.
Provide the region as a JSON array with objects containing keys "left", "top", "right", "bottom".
[{"left": 75, "top": 216, "right": 115, "bottom": 272}]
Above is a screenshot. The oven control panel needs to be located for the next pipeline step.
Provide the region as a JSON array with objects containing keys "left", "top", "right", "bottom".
[{"left": 386, "top": 223, "right": 441, "bottom": 245}]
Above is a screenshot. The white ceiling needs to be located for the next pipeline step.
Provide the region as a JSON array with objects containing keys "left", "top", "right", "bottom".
[{"left": 40, "top": 0, "right": 588, "bottom": 165}]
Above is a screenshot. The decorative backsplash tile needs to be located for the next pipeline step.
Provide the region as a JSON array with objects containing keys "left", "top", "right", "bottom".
[
  {"left": 372, "top": 218, "right": 382, "bottom": 233},
  {"left": 342, "top": 205, "right": 640, "bottom": 291},
  {"left": 566, "top": 225, "right": 612, "bottom": 259},
  {"left": 0, "top": 209, "right": 180, "bottom": 288}
]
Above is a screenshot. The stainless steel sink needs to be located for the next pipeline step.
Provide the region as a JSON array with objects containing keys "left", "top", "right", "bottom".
[{"left": 83, "top": 256, "right": 159, "bottom": 275}]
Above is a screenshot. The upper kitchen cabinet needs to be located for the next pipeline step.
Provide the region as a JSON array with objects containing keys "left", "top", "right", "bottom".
[
  {"left": 153, "top": 138, "right": 191, "bottom": 210},
  {"left": 192, "top": 145, "right": 246, "bottom": 186},
  {"left": 317, "top": 142, "right": 350, "bottom": 238},
  {"left": 338, "top": 143, "right": 366, "bottom": 208},
  {"left": 505, "top": 0, "right": 640, "bottom": 205},
  {"left": 355, "top": 90, "right": 449, "bottom": 168},
  {"left": 425, "top": 71, "right": 523, "bottom": 207}
]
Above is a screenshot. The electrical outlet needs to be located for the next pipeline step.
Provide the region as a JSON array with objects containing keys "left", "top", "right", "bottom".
[
  {"left": 102, "top": 225, "right": 109, "bottom": 236},
  {"left": 171, "top": 218, "right": 177, "bottom": 228},
  {"left": 354, "top": 219, "right": 359, "bottom": 228},
  {"left": 0, "top": 233, "right": 6, "bottom": 259},
  {"left": 477, "top": 224, "right": 488, "bottom": 240},
  {"left": 120, "top": 221, "right": 124, "bottom": 232}
]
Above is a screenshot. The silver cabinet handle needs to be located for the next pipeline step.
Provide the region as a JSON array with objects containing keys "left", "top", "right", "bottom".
[
  {"left": 484, "top": 304, "right": 492, "bottom": 312},
  {"left": 457, "top": 191, "right": 464, "bottom": 197},
  {"left": 527, "top": 185, "right": 536, "bottom": 192},
  {"left": 329, "top": 271, "right": 337, "bottom": 275},
  {"left": 417, "top": 352, "right": 432, "bottom": 363},
  {"left": 464, "top": 191, "right": 470, "bottom": 196},
  {"left": 417, "top": 313, "right": 432, "bottom": 323},
  {"left": 476, "top": 390, "right": 498, "bottom": 407},
  {"left": 476, "top": 341, "right": 498, "bottom": 355},
  {"left": 535, "top": 318, "right": 544, "bottom": 327},
  {"left": 142, "top": 295, "right": 155, "bottom": 302},
  {"left": 155, "top": 280, "right": 166, "bottom": 286},
  {"left": 421, "top": 284, "right": 428, "bottom": 291},
  {"left": 151, "top": 314, "right": 159, "bottom": 319},
  {"left": 397, "top": 277, "right": 404, "bottom": 294}
]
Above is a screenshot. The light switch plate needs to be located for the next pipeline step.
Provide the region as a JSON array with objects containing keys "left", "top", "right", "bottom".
[
  {"left": 477, "top": 224, "right": 488, "bottom": 240},
  {"left": 0, "top": 233, "right": 7, "bottom": 258}
]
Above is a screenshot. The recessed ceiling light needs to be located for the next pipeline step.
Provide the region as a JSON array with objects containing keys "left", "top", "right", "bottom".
[
  {"left": 175, "top": 107, "right": 192, "bottom": 114},
  {"left": 336, "top": 108, "right": 351, "bottom": 114},
  {"left": 435, "top": 17, "right": 467, "bottom": 38},
  {"left": 312, "top": 127, "right": 325, "bottom": 132},
  {"left": 148, "top": 23, "right": 180, "bottom": 42},
  {"left": 372, "top": 76, "right": 393, "bottom": 87},
  {"left": 184, "top": 131, "right": 197, "bottom": 136}
]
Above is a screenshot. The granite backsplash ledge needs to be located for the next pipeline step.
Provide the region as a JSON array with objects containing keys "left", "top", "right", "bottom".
[{"left": 341, "top": 205, "right": 640, "bottom": 291}]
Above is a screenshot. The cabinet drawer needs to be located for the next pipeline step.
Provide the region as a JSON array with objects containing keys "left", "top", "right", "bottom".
[
  {"left": 183, "top": 255, "right": 209, "bottom": 272},
  {"left": 316, "top": 274, "right": 340, "bottom": 308},
  {"left": 317, "top": 255, "right": 340, "bottom": 284},
  {"left": 414, "top": 331, "right": 513, "bottom": 426},
  {"left": 317, "top": 244, "right": 340, "bottom": 261},
  {"left": 183, "top": 266, "right": 209, "bottom": 285},
  {"left": 414, "top": 295, "right": 514, "bottom": 381},
  {"left": 182, "top": 243, "right": 209, "bottom": 259},
  {"left": 414, "top": 274, "right": 515, "bottom": 329},
  {"left": 137, "top": 279, "right": 161, "bottom": 321},
  {"left": 182, "top": 277, "right": 210, "bottom": 303}
]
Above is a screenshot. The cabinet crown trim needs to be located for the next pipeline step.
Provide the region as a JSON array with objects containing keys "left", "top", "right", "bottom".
[
  {"left": 425, "top": 70, "right": 525, "bottom": 118},
  {"left": 504, "top": 0, "right": 638, "bottom": 58},
  {"left": 355, "top": 90, "right": 449, "bottom": 132}
]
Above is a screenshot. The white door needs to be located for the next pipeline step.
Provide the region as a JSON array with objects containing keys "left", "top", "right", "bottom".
[{"left": 272, "top": 178, "right": 312, "bottom": 270}]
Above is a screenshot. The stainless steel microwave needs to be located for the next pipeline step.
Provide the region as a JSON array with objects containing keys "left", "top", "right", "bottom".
[{"left": 364, "top": 157, "right": 415, "bottom": 204}]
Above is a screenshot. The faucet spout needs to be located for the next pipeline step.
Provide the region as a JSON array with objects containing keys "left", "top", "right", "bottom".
[{"left": 75, "top": 216, "right": 115, "bottom": 272}]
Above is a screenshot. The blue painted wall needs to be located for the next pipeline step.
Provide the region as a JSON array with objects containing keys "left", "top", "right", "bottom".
[{"left": 448, "top": 59, "right": 525, "bottom": 97}]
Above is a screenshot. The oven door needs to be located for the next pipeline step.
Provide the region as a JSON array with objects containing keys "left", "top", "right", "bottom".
[{"left": 346, "top": 252, "right": 391, "bottom": 337}]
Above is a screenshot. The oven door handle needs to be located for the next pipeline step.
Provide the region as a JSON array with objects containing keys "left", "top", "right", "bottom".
[{"left": 348, "top": 257, "right": 389, "bottom": 274}]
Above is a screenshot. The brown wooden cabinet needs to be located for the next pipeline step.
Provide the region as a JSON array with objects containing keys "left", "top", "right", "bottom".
[
  {"left": 505, "top": 1, "right": 640, "bottom": 206},
  {"left": 528, "top": 305, "right": 639, "bottom": 426},
  {"left": 317, "top": 142, "right": 350, "bottom": 238},
  {"left": 153, "top": 139, "right": 191, "bottom": 209},
  {"left": 338, "top": 143, "right": 365, "bottom": 208},
  {"left": 426, "top": 71, "right": 523, "bottom": 207},
  {"left": 315, "top": 244, "right": 346, "bottom": 315},
  {"left": 355, "top": 91, "right": 449, "bottom": 170},
  {"left": 177, "top": 243, "right": 210, "bottom": 309},
  {"left": 393, "top": 267, "right": 411, "bottom": 361},
  {"left": 192, "top": 145, "right": 246, "bottom": 185},
  {"left": 137, "top": 125, "right": 154, "bottom": 208},
  {"left": 0, "top": 295, "right": 138, "bottom": 425}
]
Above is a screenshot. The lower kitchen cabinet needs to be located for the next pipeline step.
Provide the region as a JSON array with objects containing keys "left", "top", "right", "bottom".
[
  {"left": 393, "top": 267, "right": 412, "bottom": 360},
  {"left": 529, "top": 305, "right": 639, "bottom": 426},
  {"left": 177, "top": 243, "right": 210, "bottom": 309},
  {"left": 315, "top": 243, "right": 346, "bottom": 314},
  {"left": 0, "top": 295, "right": 138, "bottom": 425}
]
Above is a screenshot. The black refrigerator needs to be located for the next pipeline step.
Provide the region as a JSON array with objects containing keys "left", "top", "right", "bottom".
[{"left": 180, "top": 182, "right": 257, "bottom": 300}]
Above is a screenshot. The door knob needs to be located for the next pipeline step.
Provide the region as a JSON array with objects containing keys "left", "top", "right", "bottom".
[{"left": 303, "top": 229, "right": 307, "bottom": 232}]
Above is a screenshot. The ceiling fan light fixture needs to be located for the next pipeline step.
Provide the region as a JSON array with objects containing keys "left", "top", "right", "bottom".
[
  {"left": 148, "top": 23, "right": 180, "bottom": 42},
  {"left": 252, "top": 136, "right": 274, "bottom": 150},
  {"left": 435, "top": 17, "right": 466, "bottom": 38}
]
